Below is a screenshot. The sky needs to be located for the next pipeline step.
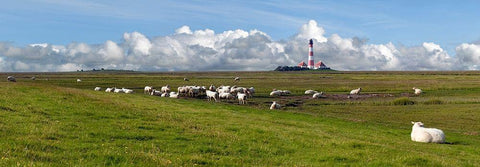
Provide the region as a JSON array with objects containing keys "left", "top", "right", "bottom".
[{"left": 1, "top": 0, "right": 480, "bottom": 72}]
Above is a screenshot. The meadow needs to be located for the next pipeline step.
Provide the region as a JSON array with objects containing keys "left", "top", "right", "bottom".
[{"left": 0, "top": 71, "right": 479, "bottom": 166}]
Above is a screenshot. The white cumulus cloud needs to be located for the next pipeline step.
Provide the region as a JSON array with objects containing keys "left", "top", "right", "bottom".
[{"left": 0, "top": 20, "right": 478, "bottom": 72}]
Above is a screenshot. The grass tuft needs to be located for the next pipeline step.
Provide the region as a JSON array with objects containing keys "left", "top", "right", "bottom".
[{"left": 391, "top": 97, "right": 415, "bottom": 105}]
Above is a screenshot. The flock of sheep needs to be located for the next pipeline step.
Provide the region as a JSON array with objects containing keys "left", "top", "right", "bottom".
[{"left": 7, "top": 75, "right": 443, "bottom": 144}]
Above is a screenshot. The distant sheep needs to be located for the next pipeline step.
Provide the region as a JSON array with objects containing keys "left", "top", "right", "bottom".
[
  {"left": 151, "top": 89, "right": 162, "bottom": 96},
  {"left": 350, "top": 88, "right": 362, "bottom": 95},
  {"left": 411, "top": 121, "right": 445, "bottom": 144},
  {"left": 237, "top": 92, "right": 247, "bottom": 104},
  {"left": 7, "top": 76, "right": 16, "bottom": 82},
  {"left": 169, "top": 92, "right": 179, "bottom": 98},
  {"left": 219, "top": 92, "right": 234, "bottom": 100},
  {"left": 31, "top": 76, "right": 36, "bottom": 80},
  {"left": 312, "top": 92, "right": 324, "bottom": 99},
  {"left": 184, "top": 78, "right": 189, "bottom": 81},
  {"left": 105, "top": 87, "right": 114, "bottom": 92},
  {"left": 94, "top": 87, "right": 101, "bottom": 91},
  {"left": 413, "top": 87, "right": 422, "bottom": 95},
  {"left": 270, "top": 101, "right": 281, "bottom": 110},
  {"left": 206, "top": 90, "right": 219, "bottom": 102},
  {"left": 113, "top": 88, "right": 124, "bottom": 93},
  {"left": 161, "top": 85, "right": 171, "bottom": 94},
  {"left": 76, "top": 79, "right": 82, "bottom": 82},
  {"left": 144, "top": 86, "right": 153, "bottom": 94},
  {"left": 305, "top": 90, "right": 317, "bottom": 95},
  {"left": 270, "top": 90, "right": 282, "bottom": 96},
  {"left": 122, "top": 88, "right": 134, "bottom": 94},
  {"left": 234, "top": 77, "right": 240, "bottom": 82}
]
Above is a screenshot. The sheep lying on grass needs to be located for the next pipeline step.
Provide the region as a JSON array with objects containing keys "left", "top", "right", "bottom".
[
  {"left": 350, "top": 88, "right": 362, "bottom": 95},
  {"left": 411, "top": 121, "right": 445, "bottom": 144},
  {"left": 413, "top": 87, "right": 422, "bottom": 95},
  {"left": 94, "top": 87, "right": 101, "bottom": 91},
  {"left": 270, "top": 101, "right": 281, "bottom": 110},
  {"left": 7, "top": 76, "right": 16, "bottom": 82},
  {"left": 305, "top": 90, "right": 317, "bottom": 95},
  {"left": 312, "top": 92, "right": 324, "bottom": 99}
]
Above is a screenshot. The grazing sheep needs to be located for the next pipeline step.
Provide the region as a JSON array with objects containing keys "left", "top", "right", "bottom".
[
  {"left": 234, "top": 77, "right": 240, "bottom": 82},
  {"left": 413, "top": 87, "right": 422, "bottom": 95},
  {"left": 209, "top": 84, "right": 216, "bottom": 91},
  {"left": 270, "top": 101, "right": 281, "bottom": 110},
  {"left": 312, "top": 92, "right": 324, "bottom": 99},
  {"left": 31, "top": 76, "right": 36, "bottom": 80},
  {"left": 219, "top": 92, "right": 234, "bottom": 100},
  {"left": 280, "top": 90, "right": 291, "bottom": 96},
  {"left": 76, "top": 79, "right": 82, "bottom": 82},
  {"left": 237, "top": 93, "right": 247, "bottom": 104},
  {"left": 144, "top": 86, "right": 153, "bottom": 94},
  {"left": 161, "top": 85, "right": 171, "bottom": 94},
  {"left": 184, "top": 78, "right": 189, "bottom": 81},
  {"left": 122, "top": 88, "right": 134, "bottom": 94},
  {"left": 169, "top": 92, "right": 179, "bottom": 98},
  {"left": 113, "top": 88, "right": 124, "bottom": 93},
  {"left": 178, "top": 86, "right": 189, "bottom": 96},
  {"left": 305, "top": 90, "right": 317, "bottom": 95},
  {"left": 270, "top": 90, "right": 282, "bottom": 96},
  {"left": 105, "top": 87, "right": 114, "bottom": 92},
  {"left": 151, "top": 89, "right": 162, "bottom": 96},
  {"left": 206, "top": 90, "right": 219, "bottom": 102},
  {"left": 350, "top": 88, "right": 362, "bottom": 95},
  {"left": 7, "top": 76, "right": 16, "bottom": 82},
  {"left": 411, "top": 122, "right": 445, "bottom": 144},
  {"left": 188, "top": 86, "right": 200, "bottom": 97},
  {"left": 247, "top": 87, "right": 255, "bottom": 97},
  {"left": 94, "top": 87, "right": 101, "bottom": 91}
]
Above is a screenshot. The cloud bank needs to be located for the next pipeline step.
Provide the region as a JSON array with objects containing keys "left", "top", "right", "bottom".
[{"left": 0, "top": 20, "right": 479, "bottom": 72}]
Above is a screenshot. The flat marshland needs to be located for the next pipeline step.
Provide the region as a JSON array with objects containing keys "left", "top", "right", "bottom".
[{"left": 0, "top": 71, "right": 479, "bottom": 166}]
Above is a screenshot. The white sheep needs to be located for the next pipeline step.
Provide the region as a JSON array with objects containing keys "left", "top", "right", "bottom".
[
  {"left": 219, "top": 92, "right": 234, "bottom": 100},
  {"left": 151, "top": 89, "right": 162, "bottom": 96},
  {"left": 161, "top": 85, "right": 171, "bottom": 94},
  {"left": 305, "top": 90, "right": 317, "bottom": 95},
  {"left": 94, "top": 87, "right": 101, "bottom": 91},
  {"left": 161, "top": 92, "right": 169, "bottom": 97},
  {"left": 76, "top": 79, "right": 82, "bottom": 82},
  {"left": 7, "top": 76, "right": 16, "bottom": 82},
  {"left": 312, "top": 92, "right": 324, "bottom": 99},
  {"left": 113, "top": 88, "right": 124, "bottom": 93},
  {"left": 237, "top": 92, "right": 247, "bottom": 104},
  {"left": 413, "top": 87, "right": 422, "bottom": 95},
  {"left": 206, "top": 90, "right": 219, "bottom": 102},
  {"left": 411, "top": 121, "right": 445, "bottom": 144},
  {"left": 184, "top": 78, "right": 189, "bottom": 81},
  {"left": 270, "top": 90, "right": 282, "bottom": 96},
  {"left": 208, "top": 84, "right": 216, "bottom": 91},
  {"left": 144, "top": 86, "right": 153, "bottom": 94},
  {"left": 234, "top": 77, "right": 240, "bottom": 82},
  {"left": 122, "top": 88, "right": 134, "bottom": 94},
  {"left": 280, "top": 90, "right": 291, "bottom": 96},
  {"left": 247, "top": 87, "right": 255, "bottom": 97},
  {"left": 105, "top": 87, "right": 113, "bottom": 92},
  {"left": 169, "top": 92, "right": 179, "bottom": 98},
  {"left": 350, "top": 88, "right": 362, "bottom": 95},
  {"left": 270, "top": 101, "right": 281, "bottom": 110}
]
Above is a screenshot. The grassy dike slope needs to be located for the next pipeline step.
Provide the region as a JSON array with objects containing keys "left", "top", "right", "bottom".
[{"left": 0, "top": 81, "right": 479, "bottom": 166}]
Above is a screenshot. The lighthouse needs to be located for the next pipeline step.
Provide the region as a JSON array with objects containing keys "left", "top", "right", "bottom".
[{"left": 307, "top": 39, "right": 314, "bottom": 69}]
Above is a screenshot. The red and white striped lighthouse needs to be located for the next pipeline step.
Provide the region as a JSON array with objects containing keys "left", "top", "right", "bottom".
[{"left": 307, "top": 39, "right": 314, "bottom": 69}]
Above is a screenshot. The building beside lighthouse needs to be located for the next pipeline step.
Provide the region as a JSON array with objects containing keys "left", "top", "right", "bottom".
[{"left": 298, "top": 39, "right": 330, "bottom": 70}]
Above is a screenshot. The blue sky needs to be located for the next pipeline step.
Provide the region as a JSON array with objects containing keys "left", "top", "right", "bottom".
[{"left": 1, "top": 0, "right": 480, "bottom": 71}]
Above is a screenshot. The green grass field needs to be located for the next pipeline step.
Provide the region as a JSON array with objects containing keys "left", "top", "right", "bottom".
[{"left": 1, "top": 71, "right": 479, "bottom": 166}]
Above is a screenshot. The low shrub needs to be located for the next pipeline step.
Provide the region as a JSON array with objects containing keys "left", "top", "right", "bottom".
[{"left": 392, "top": 97, "right": 415, "bottom": 105}]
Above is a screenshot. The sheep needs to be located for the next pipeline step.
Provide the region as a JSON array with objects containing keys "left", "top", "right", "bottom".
[
  {"left": 208, "top": 84, "right": 216, "bottom": 91},
  {"left": 270, "top": 90, "right": 282, "bottom": 96},
  {"left": 144, "top": 86, "right": 153, "bottom": 94},
  {"left": 113, "top": 88, "right": 124, "bottom": 93},
  {"left": 76, "top": 79, "right": 82, "bottom": 82},
  {"left": 122, "top": 88, "right": 134, "bottom": 94},
  {"left": 219, "top": 92, "right": 235, "bottom": 100},
  {"left": 350, "top": 88, "right": 362, "bottom": 95},
  {"left": 305, "top": 90, "right": 317, "bottom": 95},
  {"left": 237, "top": 92, "right": 247, "bottom": 104},
  {"left": 413, "top": 87, "right": 422, "bottom": 95},
  {"left": 31, "top": 76, "right": 36, "bottom": 80},
  {"left": 105, "top": 87, "right": 114, "bottom": 92},
  {"left": 161, "top": 85, "right": 171, "bottom": 94},
  {"left": 312, "top": 92, "right": 324, "bottom": 99},
  {"left": 280, "top": 90, "right": 291, "bottom": 96},
  {"left": 270, "top": 101, "right": 281, "bottom": 110},
  {"left": 184, "top": 78, "right": 189, "bottom": 81},
  {"left": 161, "top": 92, "right": 169, "bottom": 97},
  {"left": 169, "top": 92, "right": 179, "bottom": 98},
  {"left": 234, "top": 77, "right": 240, "bottom": 82},
  {"left": 206, "top": 90, "right": 219, "bottom": 102},
  {"left": 247, "top": 87, "right": 255, "bottom": 97},
  {"left": 151, "top": 89, "right": 162, "bottom": 96},
  {"left": 188, "top": 86, "right": 200, "bottom": 97},
  {"left": 178, "top": 86, "right": 189, "bottom": 96},
  {"left": 94, "top": 87, "right": 101, "bottom": 91},
  {"left": 7, "top": 76, "right": 16, "bottom": 82},
  {"left": 411, "top": 121, "right": 445, "bottom": 144}
]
